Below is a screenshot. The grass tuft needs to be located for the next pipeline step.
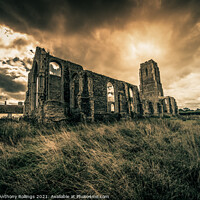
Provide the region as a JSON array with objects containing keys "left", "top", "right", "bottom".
[{"left": 0, "top": 117, "right": 200, "bottom": 199}]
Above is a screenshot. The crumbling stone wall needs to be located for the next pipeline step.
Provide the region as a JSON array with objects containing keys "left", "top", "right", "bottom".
[
  {"left": 139, "top": 60, "right": 178, "bottom": 116},
  {"left": 140, "top": 59, "right": 164, "bottom": 100},
  {"left": 84, "top": 71, "right": 142, "bottom": 120},
  {"left": 162, "top": 96, "right": 178, "bottom": 115},
  {"left": 24, "top": 47, "right": 178, "bottom": 122}
]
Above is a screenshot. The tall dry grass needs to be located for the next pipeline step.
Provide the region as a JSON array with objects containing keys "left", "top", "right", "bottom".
[{"left": 0, "top": 117, "right": 200, "bottom": 199}]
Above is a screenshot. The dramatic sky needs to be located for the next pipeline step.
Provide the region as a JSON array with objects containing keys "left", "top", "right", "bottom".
[{"left": 0, "top": 0, "right": 200, "bottom": 109}]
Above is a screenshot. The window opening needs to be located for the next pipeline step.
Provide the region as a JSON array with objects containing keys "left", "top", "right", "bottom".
[
  {"left": 107, "top": 82, "right": 115, "bottom": 102},
  {"left": 49, "top": 62, "right": 61, "bottom": 77}
]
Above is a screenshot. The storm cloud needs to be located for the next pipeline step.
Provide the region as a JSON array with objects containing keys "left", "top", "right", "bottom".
[
  {"left": 0, "top": 0, "right": 200, "bottom": 108},
  {"left": 0, "top": 0, "right": 200, "bottom": 34},
  {"left": 1, "top": 57, "right": 31, "bottom": 71},
  {"left": 0, "top": 0, "right": 138, "bottom": 35},
  {"left": 0, "top": 73, "right": 26, "bottom": 93}
]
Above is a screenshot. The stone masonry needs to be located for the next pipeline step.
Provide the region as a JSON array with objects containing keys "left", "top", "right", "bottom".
[
  {"left": 24, "top": 47, "right": 178, "bottom": 122},
  {"left": 139, "top": 60, "right": 178, "bottom": 116}
]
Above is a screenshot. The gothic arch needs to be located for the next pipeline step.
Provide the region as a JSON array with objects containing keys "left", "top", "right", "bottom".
[
  {"left": 129, "top": 87, "right": 134, "bottom": 111},
  {"left": 107, "top": 82, "right": 115, "bottom": 102},
  {"left": 48, "top": 60, "right": 62, "bottom": 101},
  {"left": 148, "top": 101, "right": 154, "bottom": 114},
  {"left": 31, "top": 61, "right": 39, "bottom": 110},
  {"left": 157, "top": 102, "right": 162, "bottom": 114},
  {"left": 129, "top": 87, "right": 133, "bottom": 98},
  {"left": 107, "top": 82, "right": 115, "bottom": 112},
  {"left": 49, "top": 61, "right": 62, "bottom": 77},
  {"left": 145, "top": 68, "right": 148, "bottom": 76}
]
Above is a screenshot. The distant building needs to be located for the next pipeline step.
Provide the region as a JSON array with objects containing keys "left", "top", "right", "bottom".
[
  {"left": 24, "top": 47, "right": 178, "bottom": 122},
  {"left": 0, "top": 96, "right": 7, "bottom": 105},
  {"left": 0, "top": 105, "right": 23, "bottom": 118}
]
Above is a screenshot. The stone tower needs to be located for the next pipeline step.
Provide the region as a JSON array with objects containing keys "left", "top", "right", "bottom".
[{"left": 139, "top": 59, "right": 164, "bottom": 100}]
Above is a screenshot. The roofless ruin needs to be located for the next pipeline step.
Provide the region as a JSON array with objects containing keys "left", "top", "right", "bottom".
[{"left": 24, "top": 47, "right": 178, "bottom": 122}]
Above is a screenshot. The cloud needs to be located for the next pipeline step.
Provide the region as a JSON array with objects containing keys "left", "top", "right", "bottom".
[
  {"left": 0, "top": 89, "right": 25, "bottom": 105},
  {"left": 0, "top": 25, "right": 38, "bottom": 59},
  {"left": 0, "top": 0, "right": 139, "bottom": 35},
  {"left": 1, "top": 0, "right": 199, "bottom": 36},
  {"left": 0, "top": 38, "right": 28, "bottom": 50},
  {"left": 10, "top": 38, "right": 29, "bottom": 50},
  {"left": 1, "top": 57, "right": 31, "bottom": 72},
  {"left": 1, "top": 0, "right": 200, "bottom": 39},
  {"left": 0, "top": 25, "right": 36, "bottom": 98},
  {"left": 165, "top": 73, "right": 200, "bottom": 109},
  {"left": 0, "top": 1, "right": 200, "bottom": 108},
  {"left": 0, "top": 73, "right": 26, "bottom": 93},
  {"left": 0, "top": 55, "right": 31, "bottom": 97}
]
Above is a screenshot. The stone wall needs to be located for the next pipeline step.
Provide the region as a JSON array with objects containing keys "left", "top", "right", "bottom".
[
  {"left": 163, "top": 96, "right": 178, "bottom": 115},
  {"left": 24, "top": 47, "right": 178, "bottom": 122},
  {"left": 48, "top": 75, "right": 61, "bottom": 101},
  {"left": 140, "top": 59, "right": 164, "bottom": 100}
]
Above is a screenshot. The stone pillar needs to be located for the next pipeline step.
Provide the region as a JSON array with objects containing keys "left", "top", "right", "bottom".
[
  {"left": 80, "top": 72, "right": 94, "bottom": 122},
  {"left": 124, "top": 83, "right": 130, "bottom": 115}
]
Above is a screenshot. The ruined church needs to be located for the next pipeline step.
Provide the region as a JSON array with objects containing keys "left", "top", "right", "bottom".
[{"left": 24, "top": 47, "right": 178, "bottom": 122}]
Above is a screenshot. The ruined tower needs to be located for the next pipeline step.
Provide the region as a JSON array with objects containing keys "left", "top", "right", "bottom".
[
  {"left": 139, "top": 59, "right": 178, "bottom": 116},
  {"left": 139, "top": 59, "right": 163, "bottom": 100}
]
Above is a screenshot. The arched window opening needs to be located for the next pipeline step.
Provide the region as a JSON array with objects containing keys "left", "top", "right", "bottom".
[
  {"left": 111, "top": 103, "right": 115, "bottom": 112},
  {"left": 129, "top": 88, "right": 134, "bottom": 112},
  {"left": 148, "top": 102, "right": 154, "bottom": 114},
  {"left": 130, "top": 102, "right": 134, "bottom": 111},
  {"left": 162, "top": 99, "right": 167, "bottom": 113},
  {"left": 129, "top": 88, "right": 133, "bottom": 98},
  {"left": 145, "top": 68, "right": 148, "bottom": 76},
  {"left": 48, "top": 61, "right": 62, "bottom": 101},
  {"left": 31, "top": 61, "right": 39, "bottom": 110},
  {"left": 157, "top": 103, "right": 162, "bottom": 114},
  {"left": 49, "top": 61, "right": 61, "bottom": 77},
  {"left": 107, "top": 82, "right": 115, "bottom": 102}
]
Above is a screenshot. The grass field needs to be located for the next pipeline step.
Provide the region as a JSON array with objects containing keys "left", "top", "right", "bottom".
[{"left": 0, "top": 116, "right": 200, "bottom": 199}]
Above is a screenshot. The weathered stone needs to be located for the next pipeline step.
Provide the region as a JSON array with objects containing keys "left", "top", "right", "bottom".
[
  {"left": 139, "top": 60, "right": 178, "bottom": 116},
  {"left": 24, "top": 47, "right": 178, "bottom": 122}
]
